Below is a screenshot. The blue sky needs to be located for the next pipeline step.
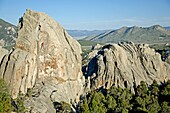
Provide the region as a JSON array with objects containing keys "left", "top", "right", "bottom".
[{"left": 0, "top": 0, "right": 170, "bottom": 30}]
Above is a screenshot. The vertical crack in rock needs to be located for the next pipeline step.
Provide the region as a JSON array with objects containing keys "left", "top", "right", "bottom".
[
  {"left": 2, "top": 49, "right": 14, "bottom": 78},
  {"left": 0, "top": 55, "right": 6, "bottom": 68}
]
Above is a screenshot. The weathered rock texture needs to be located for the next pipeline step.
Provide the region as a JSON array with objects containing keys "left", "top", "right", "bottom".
[
  {"left": 86, "top": 42, "right": 170, "bottom": 92},
  {"left": 0, "top": 9, "right": 84, "bottom": 112}
]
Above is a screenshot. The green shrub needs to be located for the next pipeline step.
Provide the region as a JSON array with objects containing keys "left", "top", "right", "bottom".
[
  {"left": 53, "top": 101, "right": 72, "bottom": 113},
  {"left": 14, "top": 95, "right": 25, "bottom": 113},
  {"left": 0, "top": 78, "right": 13, "bottom": 112}
]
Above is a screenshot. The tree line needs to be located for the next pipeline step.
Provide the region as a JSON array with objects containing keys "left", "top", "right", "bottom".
[{"left": 80, "top": 80, "right": 170, "bottom": 113}]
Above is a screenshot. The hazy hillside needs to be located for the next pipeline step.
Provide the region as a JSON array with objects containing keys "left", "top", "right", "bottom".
[
  {"left": 0, "top": 18, "right": 17, "bottom": 47},
  {"left": 78, "top": 39, "right": 99, "bottom": 46},
  {"left": 84, "top": 25, "right": 170, "bottom": 44},
  {"left": 67, "top": 30, "right": 108, "bottom": 39},
  {"left": 165, "top": 26, "right": 170, "bottom": 30}
]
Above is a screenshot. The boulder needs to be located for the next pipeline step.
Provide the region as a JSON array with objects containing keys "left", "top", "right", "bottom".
[
  {"left": 86, "top": 42, "right": 170, "bottom": 92},
  {"left": 91, "top": 43, "right": 102, "bottom": 50}
]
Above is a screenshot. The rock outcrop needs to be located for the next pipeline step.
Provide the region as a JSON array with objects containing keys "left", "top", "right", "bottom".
[
  {"left": 86, "top": 42, "right": 170, "bottom": 92},
  {"left": 0, "top": 9, "right": 84, "bottom": 112}
]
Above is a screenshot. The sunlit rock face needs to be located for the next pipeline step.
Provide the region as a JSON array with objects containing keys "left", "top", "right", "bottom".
[
  {"left": 0, "top": 9, "right": 85, "bottom": 113},
  {"left": 86, "top": 42, "right": 170, "bottom": 92}
]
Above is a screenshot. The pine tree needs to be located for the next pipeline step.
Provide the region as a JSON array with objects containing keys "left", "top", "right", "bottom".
[{"left": 0, "top": 78, "right": 13, "bottom": 112}]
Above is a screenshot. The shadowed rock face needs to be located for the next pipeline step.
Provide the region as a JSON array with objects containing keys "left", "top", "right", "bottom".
[
  {"left": 86, "top": 42, "right": 170, "bottom": 92},
  {"left": 0, "top": 9, "right": 84, "bottom": 113}
]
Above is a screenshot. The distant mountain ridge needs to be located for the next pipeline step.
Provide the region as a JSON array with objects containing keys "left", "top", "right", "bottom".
[
  {"left": 1, "top": 18, "right": 170, "bottom": 45},
  {"left": 165, "top": 26, "right": 170, "bottom": 30},
  {"left": 67, "top": 30, "right": 108, "bottom": 39},
  {"left": 0, "top": 18, "right": 17, "bottom": 48},
  {"left": 84, "top": 25, "right": 170, "bottom": 44}
]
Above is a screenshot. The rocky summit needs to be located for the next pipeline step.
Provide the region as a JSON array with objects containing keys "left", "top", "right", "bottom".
[
  {"left": 0, "top": 9, "right": 84, "bottom": 112},
  {"left": 86, "top": 42, "right": 170, "bottom": 92}
]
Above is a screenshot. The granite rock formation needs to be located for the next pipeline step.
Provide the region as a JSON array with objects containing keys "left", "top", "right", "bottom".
[
  {"left": 0, "top": 9, "right": 84, "bottom": 113},
  {"left": 86, "top": 42, "right": 170, "bottom": 92}
]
